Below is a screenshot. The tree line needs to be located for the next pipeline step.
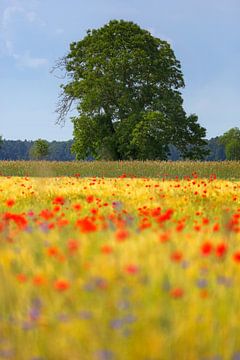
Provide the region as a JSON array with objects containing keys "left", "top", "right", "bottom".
[
  {"left": 0, "top": 135, "right": 230, "bottom": 161},
  {"left": 0, "top": 139, "right": 75, "bottom": 161}
]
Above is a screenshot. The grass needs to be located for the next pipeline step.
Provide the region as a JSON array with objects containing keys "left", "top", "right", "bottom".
[
  {"left": 0, "top": 160, "right": 240, "bottom": 179},
  {"left": 0, "top": 174, "right": 240, "bottom": 359}
]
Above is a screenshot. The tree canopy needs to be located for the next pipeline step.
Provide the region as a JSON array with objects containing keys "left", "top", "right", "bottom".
[
  {"left": 54, "top": 20, "right": 208, "bottom": 160},
  {"left": 29, "top": 139, "right": 50, "bottom": 160},
  {"left": 219, "top": 127, "right": 240, "bottom": 160}
]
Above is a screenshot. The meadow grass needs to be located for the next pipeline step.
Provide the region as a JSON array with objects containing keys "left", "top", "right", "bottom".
[
  {"left": 0, "top": 174, "right": 240, "bottom": 359},
  {"left": 0, "top": 160, "right": 240, "bottom": 179}
]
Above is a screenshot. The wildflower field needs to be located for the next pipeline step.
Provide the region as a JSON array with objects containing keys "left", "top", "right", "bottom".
[{"left": 0, "top": 167, "right": 240, "bottom": 359}]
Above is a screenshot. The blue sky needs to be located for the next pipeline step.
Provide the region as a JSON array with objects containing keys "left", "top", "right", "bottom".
[{"left": 0, "top": 0, "right": 239, "bottom": 141}]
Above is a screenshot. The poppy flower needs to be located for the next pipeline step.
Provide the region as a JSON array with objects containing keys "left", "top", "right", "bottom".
[
  {"left": 86, "top": 195, "right": 94, "bottom": 203},
  {"left": 16, "top": 273, "right": 27, "bottom": 283},
  {"left": 67, "top": 239, "right": 79, "bottom": 253},
  {"left": 101, "top": 244, "right": 113, "bottom": 254},
  {"left": 215, "top": 243, "right": 227, "bottom": 258},
  {"left": 115, "top": 229, "right": 129, "bottom": 242},
  {"left": 47, "top": 246, "right": 59, "bottom": 257},
  {"left": 52, "top": 196, "right": 65, "bottom": 205},
  {"left": 200, "top": 242, "right": 213, "bottom": 256},
  {"left": 125, "top": 264, "right": 138, "bottom": 274},
  {"left": 54, "top": 279, "right": 70, "bottom": 291},
  {"left": 76, "top": 217, "right": 97, "bottom": 233},
  {"left": 213, "top": 223, "right": 220, "bottom": 232},
  {"left": 33, "top": 275, "right": 45, "bottom": 286},
  {"left": 5, "top": 199, "right": 15, "bottom": 207},
  {"left": 170, "top": 251, "right": 183, "bottom": 262},
  {"left": 170, "top": 288, "right": 184, "bottom": 298},
  {"left": 73, "top": 203, "right": 82, "bottom": 211},
  {"left": 233, "top": 251, "right": 240, "bottom": 263}
]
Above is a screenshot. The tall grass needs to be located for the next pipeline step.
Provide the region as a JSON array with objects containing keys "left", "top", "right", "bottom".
[{"left": 0, "top": 160, "right": 240, "bottom": 178}]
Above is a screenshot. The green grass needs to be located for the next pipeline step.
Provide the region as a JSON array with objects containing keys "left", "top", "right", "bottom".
[{"left": 0, "top": 160, "right": 240, "bottom": 179}]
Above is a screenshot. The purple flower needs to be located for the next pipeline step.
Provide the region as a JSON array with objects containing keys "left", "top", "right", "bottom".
[
  {"left": 78, "top": 310, "right": 93, "bottom": 320},
  {"left": 22, "top": 321, "right": 35, "bottom": 331},
  {"left": 39, "top": 223, "right": 49, "bottom": 233},
  {"left": 196, "top": 278, "right": 208, "bottom": 288},
  {"left": 96, "top": 350, "right": 114, "bottom": 360},
  {"left": 110, "top": 319, "right": 123, "bottom": 330},
  {"left": 112, "top": 201, "right": 123, "bottom": 211},
  {"left": 0, "top": 349, "right": 15, "bottom": 358},
  {"left": 57, "top": 313, "right": 70, "bottom": 323},
  {"left": 232, "top": 352, "right": 240, "bottom": 360},
  {"left": 217, "top": 276, "right": 233, "bottom": 287}
]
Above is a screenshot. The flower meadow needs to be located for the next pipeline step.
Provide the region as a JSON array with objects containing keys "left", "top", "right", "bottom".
[{"left": 0, "top": 173, "right": 240, "bottom": 360}]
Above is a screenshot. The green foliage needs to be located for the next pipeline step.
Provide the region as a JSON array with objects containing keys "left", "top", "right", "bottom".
[
  {"left": 117, "top": 112, "right": 170, "bottom": 160},
  {"left": 0, "top": 138, "right": 227, "bottom": 161},
  {"left": 219, "top": 128, "right": 240, "bottom": 160},
  {"left": 0, "top": 135, "right": 3, "bottom": 149},
  {"left": 29, "top": 139, "right": 49, "bottom": 160},
  {"left": 56, "top": 20, "right": 208, "bottom": 160}
]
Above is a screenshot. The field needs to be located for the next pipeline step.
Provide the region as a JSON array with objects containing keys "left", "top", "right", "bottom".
[
  {"left": 0, "top": 163, "right": 240, "bottom": 359},
  {"left": 0, "top": 160, "right": 240, "bottom": 179}
]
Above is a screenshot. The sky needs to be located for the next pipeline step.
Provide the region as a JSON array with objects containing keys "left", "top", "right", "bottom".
[{"left": 0, "top": 0, "right": 239, "bottom": 141}]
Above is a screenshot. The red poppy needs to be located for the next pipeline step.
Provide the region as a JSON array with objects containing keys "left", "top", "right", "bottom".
[
  {"left": 86, "top": 195, "right": 94, "bottom": 203},
  {"left": 125, "top": 264, "right": 138, "bottom": 274},
  {"left": 101, "top": 244, "right": 113, "bottom": 254},
  {"left": 176, "top": 222, "right": 185, "bottom": 232},
  {"left": 16, "top": 273, "right": 27, "bottom": 283},
  {"left": 76, "top": 217, "right": 97, "bottom": 233},
  {"left": 67, "top": 239, "right": 79, "bottom": 253},
  {"left": 200, "top": 242, "right": 213, "bottom": 256},
  {"left": 39, "top": 209, "right": 54, "bottom": 221},
  {"left": 215, "top": 243, "right": 227, "bottom": 258},
  {"left": 170, "top": 251, "right": 183, "bottom": 262},
  {"left": 54, "top": 279, "right": 70, "bottom": 291},
  {"left": 233, "top": 251, "right": 240, "bottom": 262},
  {"left": 53, "top": 205, "right": 61, "bottom": 212},
  {"left": 159, "top": 232, "right": 170, "bottom": 243},
  {"left": 5, "top": 199, "right": 15, "bottom": 207},
  {"left": 73, "top": 203, "right": 82, "bottom": 211},
  {"left": 170, "top": 288, "right": 184, "bottom": 298},
  {"left": 200, "top": 290, "right": 209, "bottom": 298},
  {"left": 52, "top": 196, "right": 65, "bottom": 205},
  {"left": 213, "top": 223, "right": 220, "bottom": 232},
  {"left": 33, "top": 275, "right": 45, "bottom": 286},
  {"left": 47, "top": 246, "right": 59, "bottom": 257},
  {"left": 156, "top": 209, "right": 174, "bottom": 223},
  {"left": 115, "top": 229, "right": 129, "bottom": 242},
  {"left": 202, "top": 218, "right": 209, "bottom": 225}
]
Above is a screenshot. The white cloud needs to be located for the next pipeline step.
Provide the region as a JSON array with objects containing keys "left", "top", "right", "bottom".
[
  {"left": 0, "top": 3, "right": 47, "bottom": 68},
  {"left": 13, "top": 50, "right": 48, "bottom": 69},
  {"left": 2, "top": 6, "right": 40, "bottom": 28}
]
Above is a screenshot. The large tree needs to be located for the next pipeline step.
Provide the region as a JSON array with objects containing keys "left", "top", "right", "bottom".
[
  {"left": 54, "top": 20, "right": 208, "bottom": 160},
  {"left": 219, "top": 127, "right": 240, "bottom": 160}
]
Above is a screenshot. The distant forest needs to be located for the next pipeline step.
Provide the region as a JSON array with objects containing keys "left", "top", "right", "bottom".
[{"left": 0, "top": 138, "right": 226, "bottom": 161}]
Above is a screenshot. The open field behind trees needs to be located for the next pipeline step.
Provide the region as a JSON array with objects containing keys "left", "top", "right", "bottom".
[
  {"left": 0, "top": 174, "right": 240, "bottom": 359},
  {"left": 0, "top": 160, "right": 240, "bottom": 179}
]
